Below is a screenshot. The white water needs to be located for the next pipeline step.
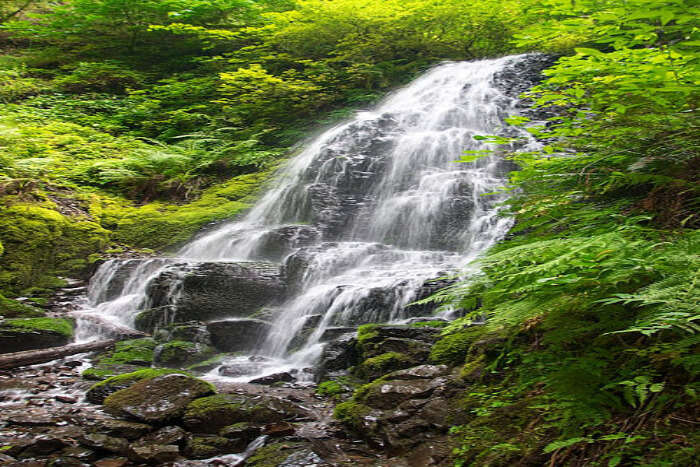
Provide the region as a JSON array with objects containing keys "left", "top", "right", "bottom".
[{"left": 78, "top": 55, "right": 539, "bottom": 378}]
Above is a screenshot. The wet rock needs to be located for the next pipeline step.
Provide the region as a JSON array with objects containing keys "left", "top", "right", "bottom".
[
  {"left": 219, "top": 422, "right": 261, "bottom": 441},
  {"left": 128, "top": 443, "right": 180, "bottom": 464},
  {"left": 361, "top": 380, "right": 435, "bottom": 410},
  {"left": 385, "top": 365, "right": 450, "bottom": 380},
  {"left": 94, "top": 458, "right": 129, "bottom": 467},
  {"left": 249, "top": 372, "right": 294, "bottom": 385},
  {"left": 207, "top": 319, "right": 272, "bottom": 352},
  {"left": 183, "top": 393, "right": 307, "bottom": 434},
  {"left": 218, "top": 362, "right": 263, "bottom": 377},
  {"left": 278, "top": 449, "right": 330, "bottom": 466},
  {"left": 16, "top": 435, "right": 67, "bottom": 458},
  {"left": 80, "top": 433, "right": 129, "bottom": 455},
  {"left": 184, "top": 435, "right": 245, "bottom": 459},
  {"left": 58, "top": 446, "right": 97, "bottom": 463},
  {"left": 145, "top": 261, "right": 286, "bottom": 325},
  {"left": 252, "top": 225, "right": 321, "bottom": 261},
  {"left": 317, "top": 333, "right": 359, "bottom": 380},
  {"left": 319, "top": 327, "right": 357, "bottom": 342},
  {"left": 103, "top": 373, "right": 215, "bottom": 424},
  {"left": 91, "top": 418, "right": 153, "bottom": 440},
  {"left": 162, "top": 322, "right": 212, "bottom": 345},
  {"left": 0, "top": 454, "right": 16, "bottom": 464},
  {"left": 137, "top": 425, "right": 188, "bottom": 446},
  {"left": 153, "top": 341, "right": 216, "bottom": 368},
  {"left": 55, "top": 395, "right": 78, "bottom": 404},
  {"left": 262, "top": 421, "right": 295, "bottom": 437}
]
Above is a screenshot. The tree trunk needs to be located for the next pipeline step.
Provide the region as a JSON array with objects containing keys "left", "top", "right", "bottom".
[
  {"left": 72, "top": 313, "right": 149, "bottom": 339},
  {"left": 0, "top": 340, "right": 117, "bottom": 370}
]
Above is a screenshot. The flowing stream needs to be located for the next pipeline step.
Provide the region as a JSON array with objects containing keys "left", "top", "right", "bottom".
[{"left": 76, "top": 55, "right": 540, "bottom": 380}]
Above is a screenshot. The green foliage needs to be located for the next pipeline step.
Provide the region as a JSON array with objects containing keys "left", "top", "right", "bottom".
[
  {"left": 0, "top": 293, "right": 46, "bottom": 318},
  {"left": 54, "top": 61, "right": 146, "bottom": 94}
]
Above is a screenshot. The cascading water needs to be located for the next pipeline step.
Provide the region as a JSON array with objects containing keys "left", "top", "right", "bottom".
[{"left": 77, "top": 54, "right": 541, "bottom": 380}]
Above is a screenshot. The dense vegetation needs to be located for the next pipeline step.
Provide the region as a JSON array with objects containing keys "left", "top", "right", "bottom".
[{"left": 0, "top": 0, "right": 697, "bottom": 465}]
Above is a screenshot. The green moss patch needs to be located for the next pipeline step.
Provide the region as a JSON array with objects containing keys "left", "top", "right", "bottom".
[
  {"left": 1, "top": 317, "right": 73, "bottom": 337},
  {"left": 353, "top": 352, "right": 413, "bottom": 380},
  {"left": 0, "top": 293, "right": 46, "bottom": 318}
]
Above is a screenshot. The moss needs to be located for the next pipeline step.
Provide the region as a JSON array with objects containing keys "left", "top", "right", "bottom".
[
  {"left": 101, "top": 171, "right": 271, "bottom": 250},
  {"left": 333, "top": 401, "right": 372, "bottom": 432},
  {"left": 353, "top": 352, "right": 412, "bottom": 380},
  {"left": 0, "top": 293, "right": 46, "bottom": 318},
  {"left": 96, "top": 338, "right": 157, "bottom": 366},
  {"left": 155, "top": 340, "right": 216, "bottom": 367},
  {"left": 0, "top": 202, "right": 109, "bottom": 293},
  {"left": 245, "top": 442, "right": 304, "bottom": 467},
  {"left": 1, "top": 317, "right": 73, "bottom": 337},
  {"left": 186, "top": 353, "right": 230, "bottom": 372},
  {"left": 429, "top": 327, "right": 489, "bottom": 366},
  {"left": 316, "top": 380, "right": 346, "bottom": 398},
  {"left": 87, "top": 368, "right": 187, "bottom": 393}
]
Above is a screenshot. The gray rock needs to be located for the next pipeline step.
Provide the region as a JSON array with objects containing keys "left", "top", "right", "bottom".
[
  {"left": 137, "top": 425, "right": 188, "bottom": 446},
  {"left": 278, "top": 449, "right": 330, "bottom": 466},
  {"left": 219, "top": 422, "right": 262, "bottom": 441},
  {"left": 249, "top": 372, "right": 294, "bottom": 385},
  {"left": 207, "top": 319, "right": 272, "bottom": 352},
  {"left": 146, "top": 261, "right": 286, "bottom": 324},
  {"left": 183, "top": 393, "right": 307, "bottom": 434},
  {"left": 128, "top": 444, "right": 180, "bottom": 464},
  {"left": 80, "top": 434, "right": 129, "bottom": 455},
  {"left": 91, "top": 418, "right": 153, "bottom": 440}
]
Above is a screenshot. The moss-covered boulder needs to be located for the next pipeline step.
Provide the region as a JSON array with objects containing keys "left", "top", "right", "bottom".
[
  {"left": 103, "top": 373, "right": 215, "bottom": 424},
  {"left": 0, "top": 317, "right": 73, "bottom": 353},
  {"left": 206, "top": 319, "right": 272, "bottom": 352},
  {"left": 353, "top": 352, "right": 415, "bottom": 380},
  {"left": 82, "top": 338, "right": 158, "bottom": 382},
  {"left": 153, "top": 340, "right": 216, "bottom": 368},
  {"left": 86, "top": 368, "right": 186, "bottom": 404},
  {"left": 183, "top": 393, "right": 306, "bottom": 434}
]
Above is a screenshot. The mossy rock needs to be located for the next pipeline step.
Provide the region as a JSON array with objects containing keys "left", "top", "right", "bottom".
[
  {"left": 245, "top": 442, "right": 306, "bottom": 467},
  {"left": 96, "top": 338, "right": 157, "bottom": 366},
  {"left": 353, "top": 352, "right": 414, "bottom": 380},
  {"left": 0, "top": 293, "right": 46, "bottom": 318},
  {"left": 154, "top": 340, "right": 216, "bottom": 368},
  {"left": 333, "top": 401, "right": 373, "bottom": 432},
  {"left": 184, "top": 435, "right": 246, "bottom": 459},
  {"left": 0, "top": 202, "right": 109, "bottom": 293},
  {"left": 429, "top": 326, "right": 493, "bottom": 366},
  {"left": 86, "top": 368, "right": 191, "bottom": 404},
  {"left": 183, "top": 393, "right": 305, "bottom": 434},
  {"left": 186, "top": 353, "right": 231, "bottom": 374},
  {"left": 104, "top": 373, "right": 215, "bottom": 424},
  {"left": 0, "top": 317, "right": 73, "bottom": 353}
]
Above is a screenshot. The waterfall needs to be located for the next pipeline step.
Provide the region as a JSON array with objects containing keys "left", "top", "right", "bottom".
[{"left": 78, "top": 54, "right": 541, "bottom": 378}]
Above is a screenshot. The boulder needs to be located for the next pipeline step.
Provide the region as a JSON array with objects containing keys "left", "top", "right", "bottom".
[
  {"left": 153, "top": 341, "right": 216, "bottom": 368},
  {"left": 183, "top": 393, "right": 307, "bottom": 434},
  {"left": 184, "top": 435, "right": 246, "bottom": 459},
  {"left": 207, "top": 319, "right": 272, "bottom": 352},
  {"left": 89, "top": 418, "right": 153, "bottom": 440},
  {"left": 79, "top": 434, "right": 130, "bottom": 455},
  {"left": 103, "top": 373, "right": 215, "bottom": 424},
  {"left": 0, "top": 318, "right": 73, "bottom": 354},
  {"left": 86, "top": 368, "right": 186, "bottom": 404},
  {"left": 145, "top": 261, "right": 286, "bottom": 324},
  {"left": 128, "top": 443, "right": 180, "bottom": 464},
  {"left": 249, "top": 371, "right": 294, "bottom": 385},
  {"left": 137, "top": 426, "right": 188, "bottom": 447},
  {"left": 251, "top": 225, "right": 321, "bottom": 261},
  {"left": 317, "top": 333, "right": 359, "bottom": 380},
  {"left": 219, "top": 422, "right": 262, "bottom": 441}
]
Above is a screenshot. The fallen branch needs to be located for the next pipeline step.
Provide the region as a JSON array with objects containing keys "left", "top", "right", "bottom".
[
  {"left": 0, "top": 340, "right": 116, "bottom": 370},
  {"left": 72, "top": 313, "right": 149, "bottom": 339}
]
